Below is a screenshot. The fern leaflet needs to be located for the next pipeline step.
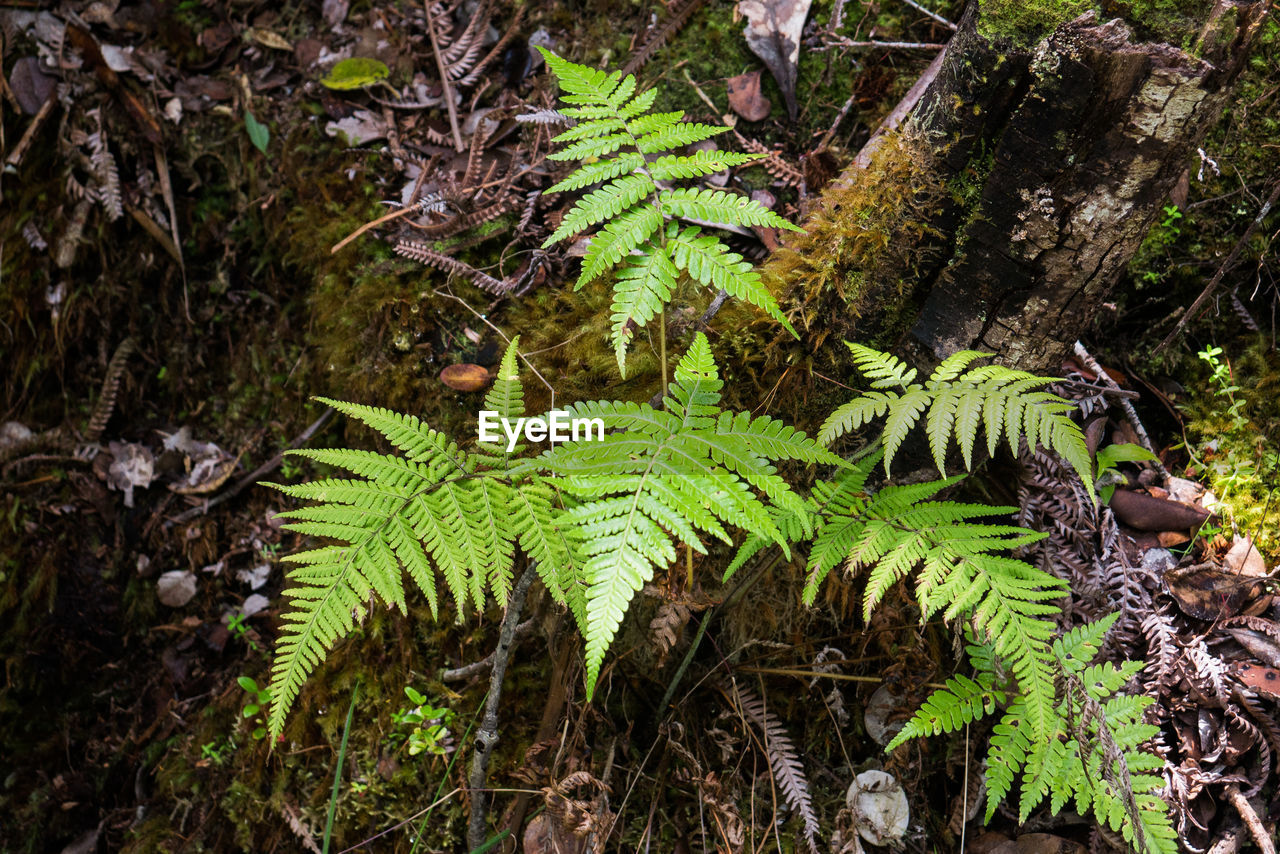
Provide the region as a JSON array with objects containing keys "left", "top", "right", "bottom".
[
  {"left": 821, "top": 344, "right": 1095, "bottom": 497},
  {"left": 262, "top": 340, "right": 584, "bottom": 740},
  {"left": 540, "top": 333, "right": 841, "bottom": 696}
]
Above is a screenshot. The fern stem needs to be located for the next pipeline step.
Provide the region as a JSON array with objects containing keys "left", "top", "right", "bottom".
[
  {"left": 466, "top": 564, "right": 537, "bottom": 851},
  {"left": 659, "top": 308, "right": 669, "bottom": 397}
]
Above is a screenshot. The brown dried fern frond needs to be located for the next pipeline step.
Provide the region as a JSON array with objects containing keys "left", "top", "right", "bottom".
[
  {"left": 394, "top": 239, "right": 512, "bottom": 294},
  {"left": 730, "top": 682, "right": 820, "bottom": 853},
  {"left": 622, "top": 0, "right": 708, "bottom": 78},
  {"left": 86, "top": 338, "right": 136, "bottom": 442}
]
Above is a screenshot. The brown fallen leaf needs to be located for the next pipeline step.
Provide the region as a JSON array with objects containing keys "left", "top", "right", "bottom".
[
  {"left": 1224, "top": 536, "right": 1267, "bottom": 577},
  {"left": 726, "top": 69, "right": 772, "bottom": 122},
  {"left": 1109, "top": 488, "right": 1210, "bottom": 531},
  {"left": 9, "top": 56, "right": 56, "bottom": 115},
  {"left": 739, "top": 0, "right": 813, "bottom": 120},
  {"left": 1163, "top": 564, "right": 1272, "bottom": 621},
  {"left": 989, "top": 834, "right": 1087, "bottom": 854},
  {"left": 1237, "top": 662, "right": 1280, "bottom": 699},
  {"left": 440, "top": 363, "right": 490, "bottom": 392},
  {"left": 1158, "top": 530, "right": 1192, "bottom": 547}
]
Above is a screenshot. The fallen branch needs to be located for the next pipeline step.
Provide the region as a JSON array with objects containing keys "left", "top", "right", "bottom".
[{"left": 467, "top": 565, "right": 537, "bottom": 850}]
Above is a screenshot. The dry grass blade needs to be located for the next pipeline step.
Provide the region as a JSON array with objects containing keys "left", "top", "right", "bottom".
[{"left": 730, "top": 682, "right": 820, "bottom": 853}]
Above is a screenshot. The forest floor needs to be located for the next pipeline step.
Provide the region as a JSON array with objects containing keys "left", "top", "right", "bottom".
[{"left": 1, "top": 0, "right": 1278, "bottom": 852}]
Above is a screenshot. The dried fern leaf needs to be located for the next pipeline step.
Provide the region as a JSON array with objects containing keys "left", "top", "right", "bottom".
[
  {"left": 731, "top": 682, "right": 820, "bottom": 853},
  {"left": 394, "top": 239, "right": 512, "bottom": 294},
  {"left": 87, "top": 338, "right": 136, "bottom": 442},
  {"left": 622, "top": 0, "right": 708, "bottom": 77}
]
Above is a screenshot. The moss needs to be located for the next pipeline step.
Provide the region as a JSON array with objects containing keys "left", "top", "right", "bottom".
[
  {"left": 1102, "top": 0, "right": 1217, "bottom": 48},
  {"left": 977, "top": 0, "right": 1093, "bottom": 47}
]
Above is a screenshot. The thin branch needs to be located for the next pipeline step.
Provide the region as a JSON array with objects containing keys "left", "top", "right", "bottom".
[
  {"left": 168, "top": 407, "right": 335, "bottom": 525},
  {"left": 1073, "top": 340, "right": 1171, "bottom": 480},
  {"left": 1155, "top": 176, "right": 1280, "bottom": 353},
  {"left": 823, "top": 36, "right": 948, "bottom": 50},
  {"left": 900, "top": 0, "right": 957, "bottom": 30},
  {"left": 440, "top": 619, "right": 537, "bottom": 681},
  {"left": 467, "top": 565, "right": 537, "bottom": 851}
]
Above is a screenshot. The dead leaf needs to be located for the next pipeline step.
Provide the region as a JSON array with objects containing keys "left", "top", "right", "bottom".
[
  {"left": 726, "top": 69, "right": 772, "bottom": 122},
  {"left": 1158, "top": 530, "right": 1192, "bottom": 547},
  {"left": 324, "top": 109, "right": 391, "bottom": 145},
  {"left": 440, "top": 363, "right": 490, "bottom": 392},
  {"left": 105, "top": 441, "right": 155, "bottom": 508},
  {"left": 247, "top": 27, "right": 293, "bottom": 51},
  {"left": 1236, "top": 663, "right": 1280, "bottom": 699},
  {"left": 1109, "top": 488, "right": 1210, "bottom": 531},
  {"left": 1164, "top": 564, "right": 1272, "bottom": 621},
  {"left": 9, "top": 56, "right": 55, "bottom": 115},
  {"left": 739, "top": 0, "right": 813, "bottom": 120},
  {"left": 157, "top": 570, "right": 198, "bottom": 607},
  {"left": 863, "top": 683, "right": 905, "bottom": 746},
  {"left": 236, "top": 564, "right": 272, "bottom": 590},
  {"left": 1224, "top": 536, "right": 1266, "bottom": 577},
  {"left": 1225, "top": 627, "right": 1280, "bottom": 668},
  {"left": 322, "top": 0, "right": 349, "bottom": 27},
  {"left": 240, "top": 593, "right": 270, "bottom": 617},
  {"left": 989, "top": 834, "right": 1087, "bottom": 854}
]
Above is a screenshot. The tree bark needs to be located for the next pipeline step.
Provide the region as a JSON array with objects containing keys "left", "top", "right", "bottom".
[{"left": 792, "top": 0, "right": 1271, "bottom": 374}]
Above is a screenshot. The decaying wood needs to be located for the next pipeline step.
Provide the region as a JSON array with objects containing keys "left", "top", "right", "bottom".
[
  {"left": 800, "top": 0, "right": 1271, "bottom": 374},
  {"left": 908, "top": 3, "right": 1271, "bottom": 370}
]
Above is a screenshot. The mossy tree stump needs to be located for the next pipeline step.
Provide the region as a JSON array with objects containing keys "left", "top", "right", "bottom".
[{"left": 779, "top": 0, "right": 1271, "bottom": 374}]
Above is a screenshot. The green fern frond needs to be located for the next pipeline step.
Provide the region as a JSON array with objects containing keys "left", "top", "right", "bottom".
[
  {"left": 649, "top": 150, "right": 761, "bottom": 180},
  {"left": 608, "top": 242, "right": 678, "bottom": 376},
  {"left": 537, "top": 48, "right": 802, "bottom": 374},
  {"left": 262, "top": 341, "right": 582, "bottom": 742},
  {"left": 658, "top": 187, "right": 803, "bottom": 232},
  {"left": 541, "top": 334, "right": 831, "bottom": 696},
  {"left": 820, "top": 344, "right": 1095, "bottom": 497},
  {"left": 890, "top": 614, "right": 1175, "bottom": 853}
]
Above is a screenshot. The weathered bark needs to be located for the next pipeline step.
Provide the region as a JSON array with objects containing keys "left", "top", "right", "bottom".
[{"left": 801, "top": 0, "right": 1271, "bottom": 373}]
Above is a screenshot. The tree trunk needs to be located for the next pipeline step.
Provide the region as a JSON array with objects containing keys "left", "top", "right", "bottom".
[{"left": 775, "top": 0, "right": 1271, "bottom": 375}]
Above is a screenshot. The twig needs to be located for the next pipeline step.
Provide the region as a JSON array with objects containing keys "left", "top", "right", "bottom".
[
  {"left": 1225, "top": 784, "right": 1276, "bottom": 854},
  {"left": 900, "top": 0, "right": 957, "bottom": 30},
  {"left": 823, "top": 36, "right": 948, "bottom": 50},
  {"left": 696, "top": 289, "right": 730, "bottom": 330},
  {"left": 168, "top": 407, "right": 335, "bottom": 525},
  {"left": 440, "top": 619, "right": 537, "bottom": 681},
  {"left": 5, "top": 91, "right": 56, "bottom": 169},
  {"left": 1155, "top": 177, "right": 1280, "bottom": 354},
  {"left": 467, "top": 564, "right": 537, "bottom": 851},
  {"left": 425, "top": 0, "right": 465, "bottom": 152},
  {"left": 1073, "top": 341, "right": 1171, "bottom": 480}
]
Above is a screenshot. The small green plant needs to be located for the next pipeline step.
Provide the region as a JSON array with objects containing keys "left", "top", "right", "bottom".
[
  {"left": 389, "top": 686, "right": 455, "bottom": 757},
  {"left": 200, "top": 737, "right": 235, "bottom": 765},
  {"left": 237, "top": 675, "right": 272, "bottom": 740},
  {"left": 226, "top": 612, "right": 263, "bottom": 654},
  {"left": 1095, "top": 442, "right": 1159, "bottom": 502}
]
